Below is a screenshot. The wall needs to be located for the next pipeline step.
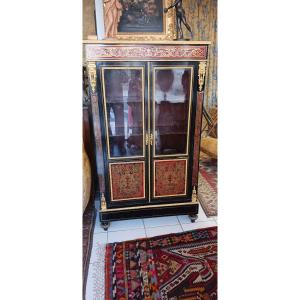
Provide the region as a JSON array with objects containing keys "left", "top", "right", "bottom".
[
  {"left": 183, "top": 0, "right": 218, "bottom": 108},
  {"left": 83, "top": 0, "right": 96, "bottom": 38}
]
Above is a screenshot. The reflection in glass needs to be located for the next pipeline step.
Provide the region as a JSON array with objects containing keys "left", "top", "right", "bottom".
[
  {"left": 103, "top": 69, "right": 144, "bottom": 158},
  {"left": 154, "top": 68, "right": 191, "bottom": 155}
]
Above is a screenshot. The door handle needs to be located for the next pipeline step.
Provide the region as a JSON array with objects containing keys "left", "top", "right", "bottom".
[
  {"left": 145, "top": 133, "right": 149, "bottom": 145},
  {"left": 150, "top": 133, "right": 153, "bottom": 146}
]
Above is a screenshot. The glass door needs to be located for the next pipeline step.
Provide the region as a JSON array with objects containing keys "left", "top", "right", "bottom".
[
  {"left": 98, "top": 62, "right": 149, "bottom": 206},
  {"left": 98, "top": 61, "right": 197, "bottom": 207},
  {"left": 149, "top": 62, "right": 197, "bottom": 201}
]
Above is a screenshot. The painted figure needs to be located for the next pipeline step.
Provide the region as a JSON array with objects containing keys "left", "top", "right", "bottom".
[
  {"left": 164, "top": 0, "right": 192, "bottom": 40},
  {"left": 104, "top": 0, "right": 123, "bottom": 38}
]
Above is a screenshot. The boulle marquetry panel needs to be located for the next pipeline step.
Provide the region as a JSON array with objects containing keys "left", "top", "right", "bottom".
[
  {"left": 84, "top": 41, "right": 210, "bottom": 228},
  {"left": 154, "top": 159, "right": 187, "bottom": 198},
  {"left": 109, "top": 162, "right": 145, "bottom": 201}
]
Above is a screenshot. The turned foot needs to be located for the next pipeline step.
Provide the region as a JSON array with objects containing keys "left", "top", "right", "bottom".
[
  {"left": 101, "top": 221, "right": 110, "bottom": 231},
  {"left": 189, "top": 214, "right": 198, "bottom": 223}
]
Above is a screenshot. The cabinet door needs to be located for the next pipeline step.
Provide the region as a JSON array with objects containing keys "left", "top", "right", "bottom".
[
  {"left": 149, "top": 62, "right": 198, "bottom": 202},
  {"left": 97, "top": 62, "right": 149, "bottom": 207}
]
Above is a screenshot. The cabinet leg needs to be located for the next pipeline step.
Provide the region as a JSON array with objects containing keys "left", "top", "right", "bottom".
[
  {"left": 101, "top": 221, "right": 110, "bottom": 231},
  {"left": 189, "top": 214, "right": 198, "bottom": 223}
]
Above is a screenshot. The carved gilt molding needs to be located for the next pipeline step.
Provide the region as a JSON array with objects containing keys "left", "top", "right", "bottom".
[
  {"left": 192, "top": 186, "right": 198, "bottom": 203},
  {"left": 101, "top": 193, "right": 107, "bottom": 211},
  {"left": 87, "top": 62, "right": 97, "bottom": 94},
  {"left": 115, "top": 0, "right": 176, "bottom": 41},
  {"left": 198, "top": 61, "right": 207, "bottom": 92}
]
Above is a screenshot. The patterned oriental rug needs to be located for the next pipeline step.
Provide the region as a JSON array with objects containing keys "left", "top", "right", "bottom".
[
  {"left": 198, "top": 152, "right": 218, "bottom": 217},
  {"left": 83, "top": 200, "right": 96, "bottom": 298},
  {"left": 105, "top": 227, "right": 217, "bottom": 300}
]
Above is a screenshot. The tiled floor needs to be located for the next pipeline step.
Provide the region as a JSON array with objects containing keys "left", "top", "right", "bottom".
[{"left": 86, "top": 201, "right": 217, "bottom": 299}]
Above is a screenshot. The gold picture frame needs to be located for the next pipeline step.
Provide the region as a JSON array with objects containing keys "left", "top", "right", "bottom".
[{"left": 104, "top": 0, "right": 176, "bottom": 41}]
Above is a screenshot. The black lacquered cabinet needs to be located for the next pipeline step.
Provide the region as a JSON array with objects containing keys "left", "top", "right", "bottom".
[{"left": 84, "top": 41, "right": 210, "bottom": 230}]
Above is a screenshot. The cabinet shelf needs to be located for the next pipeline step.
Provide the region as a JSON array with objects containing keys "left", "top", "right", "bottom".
[
  {"left": 157, "top": 132, "right": 187, "bottom": 135},
  {"left": 106, "top": 100, "right": 143, "bottom": 104},
  {"left": 109, "top": 134, "right": 143, "bottom": 138}
]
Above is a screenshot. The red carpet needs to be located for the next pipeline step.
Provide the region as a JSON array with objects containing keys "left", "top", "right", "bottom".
[
  {"left": 105, "top": 227, "right": 217, "bottom": 299},
  {"left": 198, "top": 152, "right": 218, "bottom": 217}
]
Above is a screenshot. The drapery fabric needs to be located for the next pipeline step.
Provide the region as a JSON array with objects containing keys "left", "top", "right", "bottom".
[{"left": 183, "top": 0, "right": 217, "bottom": 108}]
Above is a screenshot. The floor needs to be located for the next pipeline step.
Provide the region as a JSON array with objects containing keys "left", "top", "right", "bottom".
[{"left": 85, "top": 200, "right": 217, "bottom": 299}]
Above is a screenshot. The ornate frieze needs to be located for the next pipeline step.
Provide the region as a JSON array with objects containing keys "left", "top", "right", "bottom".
[{"left": 85, "top": 45, "right": 208, "bottom": 61}]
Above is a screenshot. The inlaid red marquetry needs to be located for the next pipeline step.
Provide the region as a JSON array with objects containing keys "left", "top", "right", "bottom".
[
  {"left": 86, "top": 45, "right": 208, "bottom": 61},
  {"left": 154, "top": 159, "right": 187, "bottom": 197},
  {"left": 110, "top": 162, "right": 145, "bottom": 201},
  {"left": 192, "top": 92, "right": 204, "bottom": 186}
]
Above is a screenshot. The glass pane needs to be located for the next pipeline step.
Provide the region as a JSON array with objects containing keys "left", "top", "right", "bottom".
[
  {"left": 154, "top": 68, "right": 192, "bottom": 155},
  {"left": 103, "top": 68, "right": 144, "bottom": 158}
]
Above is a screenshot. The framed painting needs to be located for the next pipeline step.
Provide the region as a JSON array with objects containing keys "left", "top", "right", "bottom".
[{"left": 101, "top": 0, "right": 176, "bottom": 41}]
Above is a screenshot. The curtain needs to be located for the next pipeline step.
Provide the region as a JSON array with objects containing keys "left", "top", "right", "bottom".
[{"left": 183, "top": 0, "right": 217, "bottom": 108}]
